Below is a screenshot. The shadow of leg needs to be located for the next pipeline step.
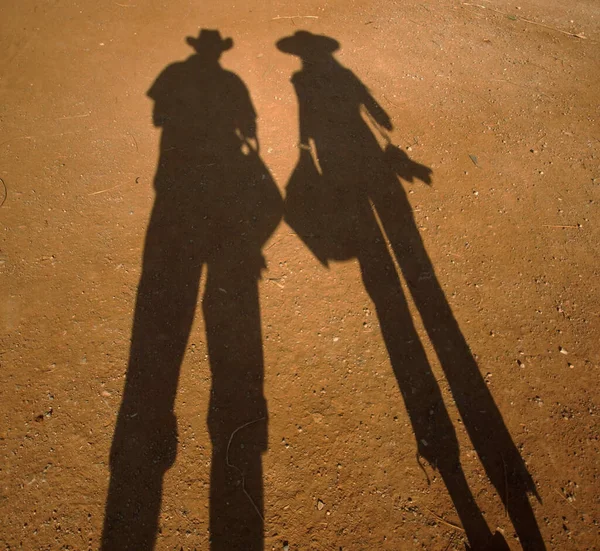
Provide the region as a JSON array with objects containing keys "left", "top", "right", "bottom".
[
  {"left": 102, "top": 204, "right": 201, "bottom": 551},
  {"left": 204, "top": 256, "right": 267, "bottom": 551}
]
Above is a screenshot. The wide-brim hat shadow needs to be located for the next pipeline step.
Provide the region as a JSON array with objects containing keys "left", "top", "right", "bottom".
[
  {"left": 186, "top": 29, "right": 233, "bottom": 53},
  {"left": 276, "top": 31, "right": 339, "bottom": 56}
]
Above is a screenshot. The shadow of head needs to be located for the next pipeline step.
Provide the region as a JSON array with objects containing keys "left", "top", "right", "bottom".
[
  {"left": 186, "top": 29, "right": 233, "bottom": 63},
  {"left": 276, "top": 30, "right": 340, "bottom": 61}
]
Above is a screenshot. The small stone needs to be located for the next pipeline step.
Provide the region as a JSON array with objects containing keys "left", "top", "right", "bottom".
[
  {"left": 559, "top": 346, "right": 568, "bottom": 355},
  {"left": 317, "top": 499, "right": 325, "bottom": 510}
]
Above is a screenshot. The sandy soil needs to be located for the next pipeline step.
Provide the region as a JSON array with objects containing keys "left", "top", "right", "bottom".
[{"left": 1, "top": 0, "right": 599, "bottom": 550}]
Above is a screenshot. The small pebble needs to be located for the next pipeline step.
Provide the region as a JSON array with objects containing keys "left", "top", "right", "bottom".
[{"left": 317, "top": 499, "right": 325, "bottom": 510}]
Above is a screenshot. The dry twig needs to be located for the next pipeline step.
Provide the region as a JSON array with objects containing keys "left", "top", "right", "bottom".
[
  {"left": 272, "top": 15, "right": 319, "bottom": 20},
  {"left": 463, "top": 3, "right": 587, "bottom": 39},
  {"left": 226, "top": 417, "right": 267, "bottom": 521},
  {"left": 0, "top": 178, "right": 6, "bottom": 207},
  {"left": 88, "top": 184, "right": 122, "bottom": 196},
  {"left": 422, "top": 506, "right": 466, "bottom": 532},
  {"left": 542, "top": 224, "right": 580, "bottom": 229}
]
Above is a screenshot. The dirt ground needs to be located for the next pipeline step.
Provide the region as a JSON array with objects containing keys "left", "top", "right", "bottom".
[{"left": 1, "top": 0, "right": 599, "bottom": 550}]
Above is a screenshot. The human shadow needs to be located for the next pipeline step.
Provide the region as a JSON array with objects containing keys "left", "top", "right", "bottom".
[
  {"left": 277, "top": 31, "right": 545, "bottom": 551},
  {"left": 102, "top": 30, "right": 282, "bottom": 551}
]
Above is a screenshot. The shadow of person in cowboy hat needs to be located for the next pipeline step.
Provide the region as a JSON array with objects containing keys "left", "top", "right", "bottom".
[
  {"left": 101, "top": 29, "right": 282, "bottom": 551},
  {"left": 277, "top": 30, "right": 545, "bottom": 551}
]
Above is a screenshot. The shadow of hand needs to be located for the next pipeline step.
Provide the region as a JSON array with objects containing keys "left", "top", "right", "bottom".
[{"left": 384, "top": 144, "right": 433, "bottom": 186}]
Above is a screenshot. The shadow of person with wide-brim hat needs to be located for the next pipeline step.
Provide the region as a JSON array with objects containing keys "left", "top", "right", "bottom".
[
  {"left": 101, "top": 27, "right": 282, "bottom": 551},
  {"left": 277, "top": 29, "right": 545, "bottom": 551}
]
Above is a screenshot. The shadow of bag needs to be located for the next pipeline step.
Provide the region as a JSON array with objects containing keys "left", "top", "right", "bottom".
[
  {"left": 219, "top": 142, "right": 282, "bottom": 257},
  {"left": 284, "top": 148, "right": 353, "bottom": 266},
  {"left": 239, "top": 145, "right": 283, "bottom": 251}
]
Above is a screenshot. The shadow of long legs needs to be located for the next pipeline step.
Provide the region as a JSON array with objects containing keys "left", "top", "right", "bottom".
[
  {"left": 358, "top": 212, "right": 495, "bottom": 549},
  {"left": 102, "top": 220, "right": 269, "bottom": 551},
  {"left": 371, "top": 186, "right": 545, "bottom": 550}
]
